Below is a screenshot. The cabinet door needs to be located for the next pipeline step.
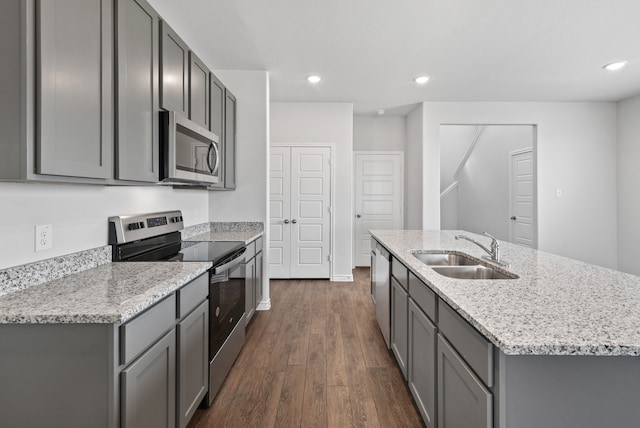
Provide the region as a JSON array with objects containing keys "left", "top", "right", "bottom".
[
  {"left": 121, "top": 329, "right": 176, "bottom": 428},
  {"left": 245, "top": 257, "right": 255, "bottom": 325},
  {"left": 115, "top": 0, "right": 159, "bottom": 182},
  {"left": 160, "top": 20, "right": 188, "bottom": 114},
  {"left": 408, "top": 299, "right": 437, "bottom": 428},
  {"left": 36, "top": 0, "right": 113, "bottom": 179},
  {"left": 437, "top": 334, "right": 492, "bottom": 428},
  {"left": 208, "top": 73, "right": 225, "bottom": 189},
  {"left": 223, "top": 89, "right": 237, "bottom": 189},
  {"left": 188, "top": 52, "right": 210, "bottom": 129},
  {"left": 177, "top": 300, "right": 208, "bottom": 428},
  {"left": 255, "top": 251, "right": 263, "bottom": 308},
  {"left": 391, "top": 277, "right": 408, "bottom": 379}
]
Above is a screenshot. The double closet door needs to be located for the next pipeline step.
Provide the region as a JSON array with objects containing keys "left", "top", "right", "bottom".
[{"left": 270, "top": 146, "right": 332, "bottom": 279}]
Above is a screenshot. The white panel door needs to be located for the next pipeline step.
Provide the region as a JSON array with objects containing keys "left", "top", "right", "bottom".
[
  {"left": 354, "top": 153, "right": 404, "bottom": 266},
  {"left": 269, "top": 147, "right": 291, "bottom": 278},
  {"left": 269, "top": 146, "right": 331, "bottom": 278},
  {"left": 509, "top": 149, "right": 536, "bottom": 248},
  {"left": 290, "top": 147, "right": 331, "bottom": 278}
]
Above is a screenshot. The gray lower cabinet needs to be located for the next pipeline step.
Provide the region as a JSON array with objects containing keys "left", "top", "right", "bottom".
[
  {"left": 437, "top": 334, "right": 492, "bottom": 428},
  {"left": 0, "top": 273, "right": 209, "bottom": 428},
  {"left": 115, "top": 0, "right": 159, "bottom": 182},
  {"left": 122, "top": 329, "right": 176, "bottom": 428},
  {"left": 160, "top": 20, "right": 189, "bottom": 115},
  {"left": 36, "top": 0, "right": 114, "bottom": 179},
  {"left": 177, "top": 300, "right": 209, "bottom": 428},
  {"left": 408, "top": 298, "right": 437, "bottom": 428},
  {"left": 245, "top": 255, "right": 256, "bottom": 324},
  {"left": 255, "top": 249, "right": 263, "bottom": 307},
  {"left": 189, "top": 52, "right": 210, "bottom": 129},
  {"left": 391, "top": 276, "right": 408, "bottom": 379}
]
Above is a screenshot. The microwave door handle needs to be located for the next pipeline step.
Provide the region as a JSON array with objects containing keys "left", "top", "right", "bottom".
[
  {"left": 210, "top": 142, "right": 221, "bottom": 175},
  {"left": 206, "top": 143, "right": 214, "bottom": 173}
]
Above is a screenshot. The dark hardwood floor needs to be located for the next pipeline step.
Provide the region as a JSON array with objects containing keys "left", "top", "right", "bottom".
[{"left": 188, "top": 267, "right": 424, "bottom": 428}]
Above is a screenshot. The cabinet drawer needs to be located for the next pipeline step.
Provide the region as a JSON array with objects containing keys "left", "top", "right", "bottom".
[
  {"left": 120, "top": 294, "right": 176, "bottom": 365},
  {"left": 391, "top": 257, "right": 408, "bottom": 290},
  {"left": 409, "top": 272, "right": 437, "bottom": 322},
  {"left": 177, "top": 273, "right": 208, "bottom": 318},
  {"left": 255, "top": 236, "right": 263, "bottom": 253},
  {"left": 244, "top": 241, "right": 256, "bottom": 260},
  {"left": 438, "top": 301, "right": 493, "bottom": 387}
]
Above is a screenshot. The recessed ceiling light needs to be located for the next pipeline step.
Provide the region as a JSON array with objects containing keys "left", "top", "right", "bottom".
[
  {"left": 377, "top": 109, "right": 385, "bottom": 116},
  {"left": 603, "top": 61, "right": 629, "bottom": 71},
  {"left": 307, "top": 75, "right": 322, "bottom": 83},
  {"left": 414, "top": 75, "right": 430, "bottom": 84}
]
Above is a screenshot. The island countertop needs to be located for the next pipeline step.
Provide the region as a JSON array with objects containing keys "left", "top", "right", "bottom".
[
  {"left": 370, "top": 229, "right": 640, "bottom": 356},
  {"left": 0, "top": 261, "right": 212, "bottom": 324}
]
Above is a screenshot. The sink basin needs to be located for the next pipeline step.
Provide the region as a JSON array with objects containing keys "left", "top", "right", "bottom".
[
  {"left": 432, "top": 266, "right": 519, "bottom": 280},
  {"left": 413, "top": 252, "right": 478, "bottom": 266}
]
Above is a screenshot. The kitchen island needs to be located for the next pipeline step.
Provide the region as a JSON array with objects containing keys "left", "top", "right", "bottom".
[{"left": 371, "top": 229, "right": 640, "bottom": 428}]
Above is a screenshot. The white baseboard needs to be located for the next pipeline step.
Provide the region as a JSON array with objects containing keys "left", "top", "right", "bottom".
[
  {"left": 256, "top": 299, "right": 271, "bottom": 311},
  {"left": 331, "top": 274, "right": 354, "bottom": 282}
]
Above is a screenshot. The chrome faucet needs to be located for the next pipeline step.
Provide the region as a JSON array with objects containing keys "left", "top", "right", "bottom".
[{"left": 455, "top": 232, "right": 509, "bottom": 267}]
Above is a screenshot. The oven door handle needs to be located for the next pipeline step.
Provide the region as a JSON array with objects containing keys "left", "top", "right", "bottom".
[{"left": 213, "top": 249, "right": 246, "bottom": 275}]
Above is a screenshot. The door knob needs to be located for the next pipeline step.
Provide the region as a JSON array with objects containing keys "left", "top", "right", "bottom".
[
  {"left": 291, "top": 219, "right": 297, "bottom": 224},
  {"left": 510, "top": 216, "right": 517, "bottom": 220},
  {"left": 284, "top": 219, "right": 290, "bottom": 224},
  {"left": 356, "top": 214, "right": 361, "bottom": 218}
]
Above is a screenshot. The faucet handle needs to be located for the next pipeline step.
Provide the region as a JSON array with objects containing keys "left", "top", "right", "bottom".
[{"left": 482, "top": 231, "right": 497, "bottom": 241}]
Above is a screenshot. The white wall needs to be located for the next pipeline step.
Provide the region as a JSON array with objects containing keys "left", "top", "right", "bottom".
[
  {"left": 353, "top": 116, "right": 406, "bottom": 151},
  {"left": 209, "top": 70, "right": 269, "bottom": 223},
  {"left": 405, "top": 105, "right": 424, "bottom": 229},
  {"left": 454, "top": 126, "right": 533, "bottom": 242},
  {"left": 420, "top": 102, "right": 618, "bottom": 269},
  {"left": 439, "top": 125, "right": 480, "bottom": 192},
  {"left": 270, "top": 102, "right": 354, "bottom": 280},
  {"left": 0, "top": 183, "right": 208, "bottom": 269},
  {"left": 617, "top": 94, "right": 640, "bottom": 275}
]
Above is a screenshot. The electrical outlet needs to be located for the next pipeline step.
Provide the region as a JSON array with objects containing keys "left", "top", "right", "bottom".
[{"left": 35, "top": 224, "right": 53, "bottom": 252}]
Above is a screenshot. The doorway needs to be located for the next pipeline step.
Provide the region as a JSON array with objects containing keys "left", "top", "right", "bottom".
[
  {"left": 439, "top": 125, "right": 537, "bottom": 248},
  {"left": 269, "top": 145, "right": 333, "bottom": 278},
  {"left": 353, "top": 152, "right": 404, "bottom": 266}
]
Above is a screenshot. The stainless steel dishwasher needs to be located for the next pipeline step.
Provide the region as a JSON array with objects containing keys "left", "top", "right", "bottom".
[{"left": 374, "top": 241, "right": 391, "bottom": 348}]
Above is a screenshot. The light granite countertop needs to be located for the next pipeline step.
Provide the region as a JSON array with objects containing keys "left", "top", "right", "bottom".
[
  {"left": 0, "top": 261, "right": 211, "bottom": 324},
  {"left": 370, "top": 229, "right": 640, "bottom": 356},
  {"left": 183, "top": 222, "right": 264, "bottom": 244}
]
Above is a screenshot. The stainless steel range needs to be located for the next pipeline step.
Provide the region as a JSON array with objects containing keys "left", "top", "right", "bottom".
[{"left": 108, "top": 210, "right": 246, "bottom": 405}]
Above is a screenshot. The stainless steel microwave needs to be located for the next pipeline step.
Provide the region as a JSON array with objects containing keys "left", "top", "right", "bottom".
[{"left": 160, "top": 111, "right": 221, "bottom": 186}]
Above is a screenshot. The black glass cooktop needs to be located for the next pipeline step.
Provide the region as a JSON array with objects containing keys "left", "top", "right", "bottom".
[{"left": 121, "top": 239, "right": 244, "bottom": 266}]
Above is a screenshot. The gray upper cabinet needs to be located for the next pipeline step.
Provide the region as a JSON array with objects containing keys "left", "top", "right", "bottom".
[
  {"left": 160, "top": 20, "right": 188, "bottom": 115},
  {"left": 224, "top": 90, "right": 237, "bottom": 189},
  {"left": 36, "top": 0, "right": 114, "bottom": 179},
  {"left": 189, "top": 52, "right": 210, "bottom": 129},
  {"left": 115, "top": 0, "right": 159, "bottom": 182},
  {"left": 208, "top": 73, "right": 226, "bottom": 189}
]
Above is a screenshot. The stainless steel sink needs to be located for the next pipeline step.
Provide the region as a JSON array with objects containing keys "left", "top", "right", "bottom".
[
  {"left": 431, "top": 265, "right": 519, "bottom": 280},
  {"left": 413, "top": 252, "right": 478, "bottom": 266}
]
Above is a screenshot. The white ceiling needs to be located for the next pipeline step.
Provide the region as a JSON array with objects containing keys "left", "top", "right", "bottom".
[{"left": 150, "top": 0, "right": 640, "bottom": 115}]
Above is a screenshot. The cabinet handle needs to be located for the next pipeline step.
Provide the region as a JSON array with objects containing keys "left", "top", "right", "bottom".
[
  {"left": 510, "top": 216, "right": 517, "bottom": 220},
  {"left": 356, "top": 214, "right": 361, "bottom": 218},
  {"left": 291, "top": 219, "right": 297, "bottom": 224},
  {"left": 284, "top": 219, "right": 290, "bottom": 224}
]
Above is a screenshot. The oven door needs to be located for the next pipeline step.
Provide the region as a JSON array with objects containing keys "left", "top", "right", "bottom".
[{"left": 209, "top": 270, "right": 245, "bottom": 357}]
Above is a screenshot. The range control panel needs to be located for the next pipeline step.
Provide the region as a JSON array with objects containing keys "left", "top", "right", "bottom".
[{"left": 109, "top": 210, "right": 185, "bottom": 244}]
